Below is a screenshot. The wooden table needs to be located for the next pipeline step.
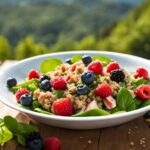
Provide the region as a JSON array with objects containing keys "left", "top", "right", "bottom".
[{"left": 0, "top": 61, "right": 150, "bottom": 150}]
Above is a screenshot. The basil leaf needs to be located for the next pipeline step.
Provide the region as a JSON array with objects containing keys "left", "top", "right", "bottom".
[
  {"left": 34, "top": 108, "right": 53, "bottom": 115},
  {"left": 52, "top": 90, "right": 64, "bottom": 98},
  {"left": 71, "top": 55, "right": 82, "bottom": 63},
  {"left": 17, "top": 134, "right": 26, "bottom": 146},
  {"left": 131, "top": 78, "right": 148, "bottom": 87},
  {"left": 17, "top": 123, "right": 38, "bottom": 134},
  {"left": 140, "top": 99, "right": 150, "bottom": 108},
  {"left": 117, "top": 88, "right": 136, "bottom": 111},
  {"left": 4, "top": 116, "right": 18, "bottom": 134},
  {"left": 0, "top": 126, "right": 13, "bottom": 143},
  {"left": 40, "top": 58, "right": 62, "bottom": 73},
  {"left": 93, "top": 56, "right": 112, "bottom": 66},
  {"left": 73, "top": 109, "right": 110, "bottom": 117}
]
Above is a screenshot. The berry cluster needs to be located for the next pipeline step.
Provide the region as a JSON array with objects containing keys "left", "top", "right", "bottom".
[{"left": 26, "top": 131, "right": 61, "bottom": 150}]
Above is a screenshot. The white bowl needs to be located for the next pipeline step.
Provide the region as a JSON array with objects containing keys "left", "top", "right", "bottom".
[{"left": 0, "top": 51, "right": 150, "bottom": 129}]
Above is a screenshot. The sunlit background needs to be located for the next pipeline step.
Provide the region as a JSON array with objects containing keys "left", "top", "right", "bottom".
[{"left": 0, "top": 0, "right": 149, "bottom": 61}]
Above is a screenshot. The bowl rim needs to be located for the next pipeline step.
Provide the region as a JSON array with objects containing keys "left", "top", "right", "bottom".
[{"left": 0, "top": 50, "right": 150, "bottom": 121}]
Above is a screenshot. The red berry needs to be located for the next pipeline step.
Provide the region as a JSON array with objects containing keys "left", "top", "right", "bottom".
[
  {"left": 52, "top": 98, "right": 74, "bottom": 116},
  {"left": 44, "top": 137, "right": 61, "bottom": 150},
  {"left": 136, "top": 85, "right": 150, "bottom": 100},
  {"left": 134, "top": 68, "right": 149, "bottom": 80},
  {"left": 94, "top": 83, "right": 113, "bottom": 99},
  {"left": 106, "top": 62, "right": 120, "bottom": 73},
  {"left": 52, "top": 77, "right": 67, "bottom": 90},
  {"left": 16, "top": 88, "right": 30, "bottom": 103},
  {"left": 88, "top": 61, "right": 103, "bottom": 75},
  {"left": 28, "top": 69, "right": 40, "bottom": 80}
]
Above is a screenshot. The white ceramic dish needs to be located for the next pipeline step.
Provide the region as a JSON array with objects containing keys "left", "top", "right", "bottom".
[{"left": 0, "top": 51, "right": 150, "bottom": 129}]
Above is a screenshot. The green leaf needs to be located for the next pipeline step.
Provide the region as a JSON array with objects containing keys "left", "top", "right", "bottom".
[
  {"left": 40, "top": 58, "right": 62, "bottom": 73},
  {"left": 11, "top": 79, "right": 39, "bottom": 92},
  {"left": 71, "top": 55, "right": 82, "bottom": 63},
  {"left": 4, "top": 116, "right": 18, "bottom": 134},
  {"left": 93, "top": 55, "right": 112, "bottom": 66},
  {"left": 112, "top": 111, "right": 126, "bottom": 114},
  {"left": 131, "top": 78, "right": 148, "bottom": 87},
  {"left": 32, "top": 101, "right": 42, "bottom": 109},
  {"left": 110, "top": 107, "right": 120, "bottom": 113},
  {"left": 73, "top": 109, "right": 110, "bottom": 117},
  {"left": 0, "top": 126, "right": 13, "bottom": 144},
  {"left": 117, "top": 88, "right": 136, "bottom": 111},
  {"left": 17, "top": 134, "right": 26, "bottom": 146},
  {"left": 140, "top": 99, "right": 150, "bottom": 108},
  {"left": 52, "top": 90, "right": 64, "bottom": 98},
  {"left": 17, "top": 123, "right": 38, "bottom": 134},
  {"left": 34, "top": 108, "right": 53, "bottom": 115},
  {"left": 134, "top": 97, "right": 143, "bottom": 107}
]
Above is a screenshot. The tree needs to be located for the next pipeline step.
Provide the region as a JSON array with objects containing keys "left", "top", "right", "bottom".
[
  {"left": 0, "top": 36, "right": 11, "bottom": 61},
  {"left": 15, "top": 36, "right": 48, "bottom": 60}
]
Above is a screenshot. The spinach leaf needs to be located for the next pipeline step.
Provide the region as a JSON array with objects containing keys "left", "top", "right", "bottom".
[
  {"left": 52, "top": 90, "right": 64, "bottom": 98},
  {"left": 73, "top": 109, "right": 110, "bottom": 117},
  {"left": 93, "top": 56, "right": 112, "bottom": 66},
  {"left": 117, "top": 88, "right": 136, "bottom": 111},
  {"left": 11, "top": 79, "right": 39, "bottom": 92},
  {"left": 34, "top": 108, "right": 53, "bottom": 115},
  {"left": 40, "top": 58, "right": 62, "bottom": 73},
  {"left": 112, "top": 111, "right": 126, "bottom": 114},
  {"left": 71, "top": 55, "right": 82, "bottom": 63},
  {"left": 17, "top": 123, "right": 38, "bottom": 134},
  {"left": 131, "top": 78, "right": 148, "bottom": 87},
  {"left": 140, "top": 99, "right": 150, "bottom": 108},
  {"left": 17, "top": 134, "right": 26, "bottom": 146},
  {"left": 4, "top": 116, "right": 18, "bottom": 134}
]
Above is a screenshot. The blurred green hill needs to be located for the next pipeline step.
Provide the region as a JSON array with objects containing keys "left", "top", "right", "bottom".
[{"left": 0, "top": 0, "right": 149, "bottom": 61}]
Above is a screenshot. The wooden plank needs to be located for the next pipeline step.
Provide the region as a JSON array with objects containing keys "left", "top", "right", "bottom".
[{"left": 98, "top": 117, "right": 150, "bottom": 150}]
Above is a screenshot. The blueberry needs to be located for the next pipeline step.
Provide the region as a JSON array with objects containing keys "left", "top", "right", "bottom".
[
  {"left": 76, "top": 85, "right": 90, "bottom": 95},
  {"left": 40, "top": 79, "right": 51, "bottom": 91},
  {"left": 40, "top": 75, "right": 50, "bottom": 82},
  {"left": 65, "top": 58, "right": 72, "bottom": 64},
  {"left": 7, "top": 77, "right": 17, "bottom": 88},
  {"left": 81, "top": 71, "right": 95, "bottom": 85},
  {"left": 20, "top": 94, "right": 32, "bottom": 106},
  {"left": 144, "top": 111, "right": 150, "bottom": 119},
  {"left": 82, "top": 55, "right": 92, "bottom": 65},
  {"left": 28, "top": 139, "right": 43, "bottom": 150}
]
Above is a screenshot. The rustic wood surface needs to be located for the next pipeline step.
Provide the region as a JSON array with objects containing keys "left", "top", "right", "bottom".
[{"left": 0, "top": 61, "right": 150, "bottom": 150}]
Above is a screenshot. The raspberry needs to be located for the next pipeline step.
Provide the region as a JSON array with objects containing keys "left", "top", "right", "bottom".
[
  {"left": 51, "top": 77, "right": 67, "bottom": 90},
  {"left": 106, "top": 62, "right": 120, "bottom": 73},
  {"left": 136, "top": 85, "right": 150, "bottom": 100},
  {"left": 88, "top": 61, "right": 103, "bottom": 75},
  {"left": 94, "top": 83, "right": 113, "bottom": 99},
  {"left": 44, "top": 137, "right": 61, "bottom": 150},
  {"left": 134, "top": 68, "right": 149, "bottom": 80},
  {"left": 52, "top": 98, "right": 74, "bottom": 116},
  {"left": 28, "top": 69, "right": 40, "bottom": 80},
  {"left": 16, "top": 88, "right": 30, "bottom": 103}
]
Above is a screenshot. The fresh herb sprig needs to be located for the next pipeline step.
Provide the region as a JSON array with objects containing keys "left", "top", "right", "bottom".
[{"left": 0, "top": 116, "right": 38, "bottom": 146}]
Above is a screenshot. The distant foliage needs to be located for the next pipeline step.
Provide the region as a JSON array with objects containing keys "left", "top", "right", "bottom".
[
  {"left": 0, "top": 1, "right": 150, "bottom": 61},
  {"left": 0, "top": 36, "right": 11, "bottom": 61}
]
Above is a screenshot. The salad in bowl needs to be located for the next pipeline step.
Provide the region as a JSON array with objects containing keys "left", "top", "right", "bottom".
[{"left": 6, "top": 54, "right": 150, "bottom": 117}]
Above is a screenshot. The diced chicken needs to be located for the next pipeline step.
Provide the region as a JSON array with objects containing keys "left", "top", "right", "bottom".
[
  {"left": 86, "top": 100, "right": 99, "bottom": 111},
  {"left": 103, "top": 96, "right": 116, "bottom": 109}
]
